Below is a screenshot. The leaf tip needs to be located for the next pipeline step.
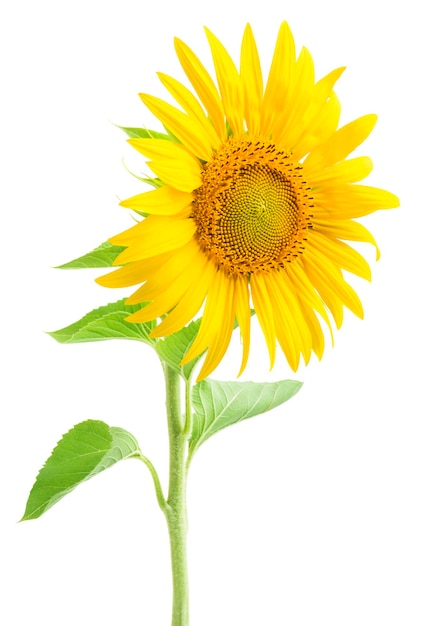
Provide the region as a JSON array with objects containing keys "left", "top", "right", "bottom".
[{"left": 45, "top": 330, "right": 62, "bottom": 343}]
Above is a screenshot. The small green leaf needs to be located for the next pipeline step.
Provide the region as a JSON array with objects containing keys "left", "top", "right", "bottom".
[
  {"left": 155, "top": 319, "right": 203, "bottom": 380},
  {"left": 118, "top": 126, "right": 171, "bottom": 141},
  {"left": 21, "top": 420, "right": 141, "bottom": 520},
  {"left": 48, "top": 299, "right": 157, "bottom": 345},
  {"left": 189, "top": 379, "right": 302, "bottom": 456},
  {"left": 56, "top": 241, "right": 125, "bottom": 269}
]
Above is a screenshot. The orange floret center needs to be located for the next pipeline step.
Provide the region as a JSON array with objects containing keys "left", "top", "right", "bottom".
[{"left": 192, "top": 137, "right": 313, "bottom": 275}]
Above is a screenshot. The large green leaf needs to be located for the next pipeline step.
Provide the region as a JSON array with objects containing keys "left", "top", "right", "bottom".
[
  {"left": 56, "top": 241, "right": 125, "bottom": 269},
  {"left": 155, "top": 319, "right": 204, "bottom": 381},
  {"left": 189, "top": 379, "right": 302, "bottom": 457},
  {"left": 48, "top": 299, "right": 157, "bottom": 345},
  {"left": 21, "top": 420, "right": 141, "bottom": 520}
]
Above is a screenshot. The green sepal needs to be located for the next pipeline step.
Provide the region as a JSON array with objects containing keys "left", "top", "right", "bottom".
[
  {"left": 56, "top": 241, "right": 125, "bottom": 269},
  {"left": 189, "top": 379, "right": 303, "bottom": 457},
  {"left": 134, "top": 175, "right": 164, "bottom": 189},
  {"left": 163, "top": 126, "right": 180, "bottom": 143},
  {"left": 118, "top": 125, "right": 171, "bottom": 141},
  {"left": 21, "top": 420, "right": 141, "bottom": 520},
  {"left": 121, "top": 157, "right": 164, "bottom": 190},
  {"left": 155, "top": 319, "right": 204, "bottom": 381},
  {"left": 119, "top": 126, "right": 177, "bottom": 187},
  {"left": 48, "top": 299, "right": 157, "bottom": 345},
  {"left": 156, "top": 311, "right": 256, "bottom": 381}
]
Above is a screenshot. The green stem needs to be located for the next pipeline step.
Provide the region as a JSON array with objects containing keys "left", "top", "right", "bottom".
[
  {"left": 183, "top": 378, "right": 193, "bottom": 437},
  {"left": 163, "top": 363, "right": 190, "bottom": 626}
]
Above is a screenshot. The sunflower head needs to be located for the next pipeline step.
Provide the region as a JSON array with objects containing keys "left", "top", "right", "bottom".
[{"left": 97, "top": 22, "right": 399, "bottom": 380}]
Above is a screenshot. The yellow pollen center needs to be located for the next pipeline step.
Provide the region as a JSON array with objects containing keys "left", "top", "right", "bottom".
[{"left": 192, "top": 137, "right": 313, "bottom": 275}]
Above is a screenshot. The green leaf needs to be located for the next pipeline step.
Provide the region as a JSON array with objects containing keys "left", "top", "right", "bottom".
[
  {"left": 21, "top": 420, "right": 141, "bottom": 520},
  {"left": 189, "top": 379, "right": 302, "bottom": 457},
  {"left": 48, "top": 299, "right": 157, "bottom": 345},
  {"left": 118, "top": 125, "right": 171, "bottom": 141},
  {"left": 155, "top": 319, "right": 203, "bottom": 381},
  {"left": 56, "top": 241, "right": 125, "bottom": 269}
]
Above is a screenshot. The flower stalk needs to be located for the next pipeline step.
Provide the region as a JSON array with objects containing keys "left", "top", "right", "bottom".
[{"left": 162, "top": 363, "right": 190, "bottom": 626}]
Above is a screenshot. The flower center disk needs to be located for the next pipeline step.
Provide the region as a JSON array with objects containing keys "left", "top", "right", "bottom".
[{"left": 192, "top": 137, "right": 313, "bottom": 275}]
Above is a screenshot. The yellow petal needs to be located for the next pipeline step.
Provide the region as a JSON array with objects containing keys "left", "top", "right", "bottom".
[
  {"left": 174, "top": 37, "right": 226, "bottom": 142},
  {"left": 147, "top": 161, "right": 200, "bottom": 194},
  {"left": 151, "top": 254, "right": 216, "bottom": 337},
  {"left": 139, "top": 93, "right": 215, "bottom": 161},
  {"left": 234, "top": 275, "right": 251, "bottom": 376},
  {"left": 128, "top": 138, "right": 202, "bottom": 192},
  {"left": 303, "top": 250, "right": 364, "bottom": 321},
  {"left": 293, "top": 91, "right": 342, "bottom": 160},
  {"left": 315, "top": 218, "right": 380, "bottom": 261},
  {"left": 309, "top": 156, "right": 373, "bottom": 186},
  {"left": 125, "top": 240, "right": 200, "bottom": 303},
  {"left": 204, "top": 27, "right": 244, "bottom": 137},
  {"left": 240, "top": 24, "right": 263, "bottom": 135},
  {"left": 196, "top": 275, "right": 236, "bottom": 381},
  {"left": 313, "top": 184, "right": 400, "bottom": 219},
  {"left": 297, "top": 299, "right": 326, "bottom": 360},
  {"left": 291, "top": 67, "right": 345, "bottom": 158},
  {"left": 157, "top": 73, "right": 207, "bottom": 123},
  {"left": 96, "top": 252, "right": 169, "bottom": 288},
  {"left": 286, "top": 261, "right": 334, "bottom": 341},
  {"left": 308, "top": 230, "right": 372, "bottom": 281},
  {"left": 264, "top": 273, "right": 302, "bottom": 370},
  {"left": 250, "top": 273, "right": 276, "bottom": 369},
  {"left": 125, "top": 281, "right": 181, "bottom": 322},
  {"left": 181, "top": 270, "right": 235, "bottom": 380},
  {"left": 120, "top": 185, "right": 193, "bottom": 215},
  {"left": 301, "top": 256, "right": 344, "bottom": 328},
  {"left": 260, "top": 21, "right": 296, "bottom": 136},
  {"left": 156, "top": 73, "right": 222, "bottom": 150},
  {"left": 312, "top": 67, "right": 345, "bottom": 106},
  {"left": 304, "top": 114, "right": 378, "bottom": 174},
  {"left": 111, "top": 215, "right": 196, "bottom": 264},
  {"left": 274, "top": 46, "right": 315, "bottom": 147},
  {"left": 274, "top": 270, "right": 315, "bottom": 364},
  {"left": 125, "top": 244, "right": 202, "bottom": 321}
]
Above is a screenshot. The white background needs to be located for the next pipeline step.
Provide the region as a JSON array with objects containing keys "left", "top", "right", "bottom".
[{"left": 1, "top": 1, "right": 426, "bottom": 624}]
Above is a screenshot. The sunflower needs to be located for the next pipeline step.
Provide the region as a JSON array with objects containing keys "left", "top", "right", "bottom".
[{"left": 97, "top": 22, "right": 399, "bottom": 380}]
